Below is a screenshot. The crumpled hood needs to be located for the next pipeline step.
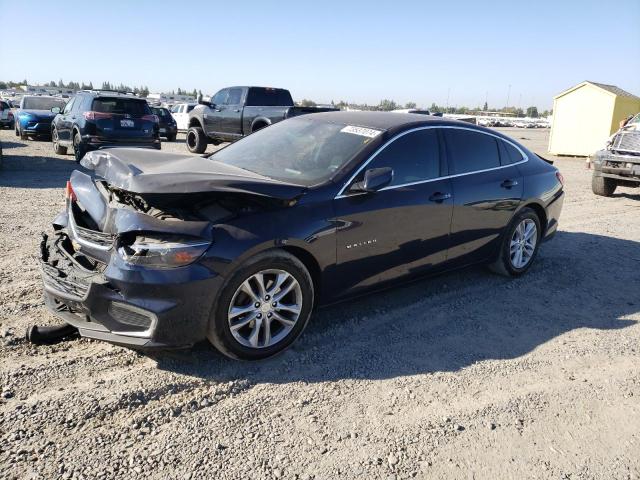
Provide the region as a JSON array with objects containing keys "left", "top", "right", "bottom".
[{"left": 80, "top": 148, "right": 307, "bottom": 200}]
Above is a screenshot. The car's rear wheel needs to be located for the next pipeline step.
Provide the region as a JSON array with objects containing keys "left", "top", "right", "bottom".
[
  {"left": 207, "top": 251, "right": 314, "bottom": 360},
  {"left": 186, "top": 126, "right": 207, "bottom": 153},
  {"left": 591, "top": 175, "right": 616, "bottom": 197},
  {"left": 166, "top": 133, "right": 176, "bottom": 142},
  {"left": 490, "top": 207, "right": 541, "bottom": 277},
  {"left": 52, "top": 127, "right": 67, "bottom": 155},
  {"left": 73, "top": 132, "right": 86, "bottom": 162}
]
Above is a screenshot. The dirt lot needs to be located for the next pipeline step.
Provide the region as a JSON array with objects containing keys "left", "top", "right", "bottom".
[{"left": 1, "top": 127, "right": 639, "bottom": 480}]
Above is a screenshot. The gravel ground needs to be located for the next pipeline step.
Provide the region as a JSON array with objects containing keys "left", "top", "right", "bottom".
[{"left": 1, "top": 127, "right": 639, "bottom": 480}]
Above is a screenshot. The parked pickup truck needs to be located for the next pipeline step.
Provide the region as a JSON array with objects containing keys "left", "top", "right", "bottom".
[{"left": 185, "top": 86, "right": 338, "bottom": 153}]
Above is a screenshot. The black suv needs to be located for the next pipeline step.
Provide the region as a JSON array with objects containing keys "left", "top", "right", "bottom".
[
  {"left": 51, "top": 90, "right": 161, "bottom": 162},
  {"left": 150, "top": 106, "right": 178, "bottom": 141}
]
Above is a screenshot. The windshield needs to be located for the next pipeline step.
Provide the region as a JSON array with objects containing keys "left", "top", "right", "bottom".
[
  {"left": 22, "top": 97, "right": 67, "bottom": 110},
  {"left": 210, "top": 117, "right": 382, "bottom": 186},
  {"left": 92, "top": 98, "right": 151, "bottom": 115}
]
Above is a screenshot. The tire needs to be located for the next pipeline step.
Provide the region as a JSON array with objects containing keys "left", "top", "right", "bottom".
[
  {"left": 207, "top": 250, "right": 314, "bottom": 360},
  {"left": 591, "top": 175, "right": 616, "bottom": 197},
  {"left": 186, "top": 126, "right": 207, "bottom": 154},
  {"left": 52, "top": 127, "right": 67, "bottom": 155},
  {"left": 73, "top": 131, "right": 87, "bottom": 163},
  {"left": 15, "top": 124, "right": 19, "bottom": 137},
  {"left": 489, "top": 207, "right": 542, "bottom": 277},
  {"left": 18, "top": 124, "right": 26, "bottom": 140},
  {"left": 166, "top": 133, "right": 176, "bottom": 142}
]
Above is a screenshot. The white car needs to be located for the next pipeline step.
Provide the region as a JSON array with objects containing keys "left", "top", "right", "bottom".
[
  {"left": 170, "top": 103, "right": 197, "bottom": 131},
  {"left": 0, "top": 99, "right": 15, "bottom": 129}
]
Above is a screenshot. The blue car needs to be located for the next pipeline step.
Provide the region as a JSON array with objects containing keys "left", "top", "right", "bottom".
[{"left": 15, "top": 96, "right": 67, "bottom": 140}]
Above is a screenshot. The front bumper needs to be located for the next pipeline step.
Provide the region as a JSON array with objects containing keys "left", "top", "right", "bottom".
[
  {"left": 592, "top": 150, "right": 640, "bottom": 183},
  {"left": 40, "top": 229, "right": 223, "bottom": 348},
  {"left": 20, "top": 120, "right": 52, "bottom": 135}
]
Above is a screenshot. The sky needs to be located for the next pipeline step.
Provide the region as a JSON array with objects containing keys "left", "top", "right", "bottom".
[{"left": 1, "top": 0, "right": 639, "bottom": 110}]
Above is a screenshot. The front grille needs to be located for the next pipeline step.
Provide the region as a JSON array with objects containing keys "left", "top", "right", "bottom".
[
  {"left": 74, "top": 223, "right": 114, "bottom": 249},
  {"left": 41, "top": 262, "right": 90, "bottom": 298},
  {"left": 612, "top": 131, "right": 640, "bottom": 155}
]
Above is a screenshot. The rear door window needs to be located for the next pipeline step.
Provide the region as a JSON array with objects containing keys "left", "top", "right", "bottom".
[
  {"left": 246, "top": 88, "right": 294, "bottom": 106},
  {"left": 444, "top": 129, "right": 500, "bottom": 174},
  {"left": 365, "top": 129, "right": 441, "bottom": 187},
  {"left": 498, "top": 139, "right": 525, "bottom": 165},
  {"left": 92, "top": 98, "right": 150, "bottom": 116}
]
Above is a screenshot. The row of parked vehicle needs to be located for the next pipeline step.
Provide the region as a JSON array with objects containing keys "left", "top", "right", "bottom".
[
  {"left": 3, "top": 86, "right": 338, "bottom": 162},
  {"left": 477, "top": 118, "right": 549, "bottom": 128}
]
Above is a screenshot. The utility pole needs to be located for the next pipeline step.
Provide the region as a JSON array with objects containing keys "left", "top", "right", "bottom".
[
  {"left": 506, "top": 84, "right": 511, "bottom": 109},
  {"left": 446, "top": 87, "right": 451, "bottom": 112}
]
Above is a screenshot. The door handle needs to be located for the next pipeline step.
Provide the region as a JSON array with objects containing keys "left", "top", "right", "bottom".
[
  {"left": 501, "top": 179, "right": 518, "bottom": 188},
  {"left": 429, "top": 192, "right": 451, "bottom": 202},
  {"left": 234, "top": 109, "right": 240, "bottom": 113}
]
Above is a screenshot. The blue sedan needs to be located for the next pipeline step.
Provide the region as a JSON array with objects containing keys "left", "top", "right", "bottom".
[{"left": 16, "top": 96, "right": 67, "bottom": 140}]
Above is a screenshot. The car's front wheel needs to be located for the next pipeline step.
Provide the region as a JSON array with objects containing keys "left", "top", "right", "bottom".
[
  {"left": 207, "top": 251, "right": 314, "bottom": 360},
  {"left": 186, "top": 126, "right": 207, "bottom": 154},
  {"left": 591, "top": 175, "right": 616, "bottom": 197},
  {"left": 490, "top": 207, "right": 541, "bottom": 277}
]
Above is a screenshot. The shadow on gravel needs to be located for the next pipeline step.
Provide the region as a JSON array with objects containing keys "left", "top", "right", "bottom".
[
  {"left": 0, "top": 140, "right": 28, "bottom": 149},
  {"left": 152, "top": 231, "right": 639, "bottom": 384},
  {"left": 0, "top": 154, "right": 80, "bottom": 188}
]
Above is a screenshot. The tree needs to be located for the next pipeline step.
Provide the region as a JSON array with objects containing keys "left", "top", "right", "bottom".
[
  {"left": 526, "top": 106, "right": 539, "bottom": 118},
  {"left": 58, "top": 79, "right": 64, "bottom": 88},
  {"left": 405, "top": 101, "right": 417, "bottom": 109},
  {"left": 299, "top": 99, "right": 317, "bottom": 107},
  {"left": 378, "top": 99, "right": 398, "bottom": 111},
  {"left": 483, "top": 101, "right": 488, "bottom": 111}
]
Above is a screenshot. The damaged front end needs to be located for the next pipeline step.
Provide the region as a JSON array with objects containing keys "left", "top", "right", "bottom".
[
  {"left": 39, "top": 149, "right": 305, "bottom": 348},
  {"left": 593, "top": 129, "right": 640, "bottom": 184}
]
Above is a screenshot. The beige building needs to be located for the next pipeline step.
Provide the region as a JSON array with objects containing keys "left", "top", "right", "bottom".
[{"left": 548, "top": 81, "right": 640, "bottom": 156}]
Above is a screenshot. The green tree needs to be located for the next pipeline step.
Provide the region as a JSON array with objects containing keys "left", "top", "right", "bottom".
[
  {"left": 378, "top": 99, "right": 398, "bottom": 111},
  {"left": 405, "top": 101, "right": 417, "bottom": 109},
  {"left": 526, "top": 106, "right": 539, "bottom": 118},
  {"left": 299, "top": 99, "right": 317, "bottom": 107},
  {"left": 483, "top": 101, "right": 488, "bottom": 111}
]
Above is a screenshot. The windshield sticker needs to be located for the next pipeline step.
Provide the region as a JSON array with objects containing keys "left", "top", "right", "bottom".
[{"left": 340, "top": 125, "right": 382, "bottom": 138}]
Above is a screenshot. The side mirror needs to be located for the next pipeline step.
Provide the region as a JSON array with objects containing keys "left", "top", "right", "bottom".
[
  {"left": 349, "top": 167, "right": 393, "bottom": 193},
  {"left": 51, "top": 107, "right": 61, "bottom": 114}
]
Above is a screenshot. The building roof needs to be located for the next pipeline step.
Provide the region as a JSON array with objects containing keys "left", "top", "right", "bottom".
[{"left": 555, "top": 81, "right": 640, "bottom": 100}]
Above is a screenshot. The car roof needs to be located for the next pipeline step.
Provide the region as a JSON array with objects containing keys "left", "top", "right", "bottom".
[{"left": 302, "top": 110, "right": 473, "bottom": 131}]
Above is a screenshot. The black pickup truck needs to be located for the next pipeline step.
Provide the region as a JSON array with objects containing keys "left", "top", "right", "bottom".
[{"left": 185, "top": 86, "right": 338, "bottom": 153}]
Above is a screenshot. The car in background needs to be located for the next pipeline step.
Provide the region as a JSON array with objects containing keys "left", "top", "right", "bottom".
[
  {"left": 151, "top": 106, "right": 177, "bottom": 141},
  {"left": 15, "top": 96, "right": 67, "bottom": 140},
  {"left": 186, "top": 86, "right": 338, "bottom": 153},
  {"left": 50, "top": 90, "right": 160, "bottom": 162},
  {"left": 170, "top": 103, "right": 197, "bottom": 131},
  {"left": 0, "top": 100, "right": 15, "bottom": 129},
  {"left": 591, "top": 112, "right": 640, "bottom": 196},
  {"left": 40, "top": 111, "right": 564, "bottom": 359}
]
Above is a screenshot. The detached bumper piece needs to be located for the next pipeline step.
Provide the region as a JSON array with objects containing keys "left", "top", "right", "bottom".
[{"left": 26, "top": 324, "right": 79, "bottom": 345}]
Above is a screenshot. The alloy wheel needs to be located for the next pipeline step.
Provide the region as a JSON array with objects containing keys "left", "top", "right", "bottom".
[
  {"left": 228, "top": 269, "right": 302, "bottom": 349},
  {"left": 510, "top": 218, "right": 537, "bottom": 269}
]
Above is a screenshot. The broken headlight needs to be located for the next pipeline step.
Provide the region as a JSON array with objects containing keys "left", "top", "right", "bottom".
[{"left": 117, "top": 235, "right": 210, "bottom": 269}]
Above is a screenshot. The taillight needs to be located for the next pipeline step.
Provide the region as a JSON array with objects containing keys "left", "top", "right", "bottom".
[
  {"left": 64, "top": 180, "right": 76, "bottom": 202},
  {"left": 141, "top": 114, "right": 159, "bottom": 123},
  {"left": 556, "top": 171, "right": 565, "bottom": 187},
  {"left": 83, "top": 111, "right": 113, "bottom": 120}
]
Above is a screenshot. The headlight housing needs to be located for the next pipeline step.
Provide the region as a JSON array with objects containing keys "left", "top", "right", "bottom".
[{"left": 117, "top": 235, "right": 210, "bottom": 269}]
